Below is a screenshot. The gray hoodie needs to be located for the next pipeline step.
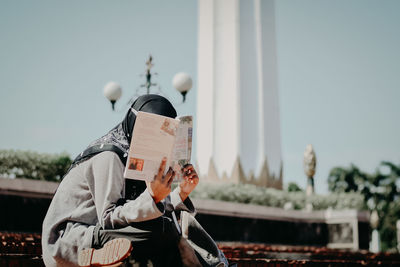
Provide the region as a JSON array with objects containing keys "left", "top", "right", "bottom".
[{"left": 42, "top": 151, "right": 194, "bottom": 267}]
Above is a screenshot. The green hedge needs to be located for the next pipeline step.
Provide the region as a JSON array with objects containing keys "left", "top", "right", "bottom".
[
  {"left": 0, "top": 149, "right": 365, "bottom": 211},
  {"left": 0, "top": 149, "right": 72, "bottom": 182},
  {"left": 191, "top": 182, "right": 365, "bottom": 211}
]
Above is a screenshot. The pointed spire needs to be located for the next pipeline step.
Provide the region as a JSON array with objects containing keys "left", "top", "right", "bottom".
[
  {"left": 201, "top": 156, "right": 282, "bottom": 189},
  {"left": 206, "top": 157, "right": 219, "bottom": 182},
  {"left": 258, "top": 157, "right": 270, "bottom": 187},
  {"left": 230, "top": 156, "right": 246, "bottom": 184}
]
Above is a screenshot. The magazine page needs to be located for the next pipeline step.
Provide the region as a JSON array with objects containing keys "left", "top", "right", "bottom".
[
  {"left": 171, "top": 116, "right": 193, "bottom": 181},
  {"left": 124, "top": 111, "right": 180, "bottom": 181}
]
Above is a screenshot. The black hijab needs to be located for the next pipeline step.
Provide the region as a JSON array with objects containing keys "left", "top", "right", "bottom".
[{"left": 69, "top": 94, "right": 177, "bottom": 199}]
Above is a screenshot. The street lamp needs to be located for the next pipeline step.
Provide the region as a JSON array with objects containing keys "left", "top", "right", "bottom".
[
  {"left": 370, "top": 210, "right": 380, "bottom": 252},
  {"left": 173, "top": 72, "right": 192, "bottom": 102},
  {"left": 303, "top": 144, "right": 316, "bottom": 196},
  {"left": 103, "top": 55, "right": 192, "bottom": 110},
  {"left": 103, "top": 81, "right": 122, "bottom": 110}
]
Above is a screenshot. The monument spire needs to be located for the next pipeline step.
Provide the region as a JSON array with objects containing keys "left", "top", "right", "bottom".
[{"left": 197, "top": 0, "right": 282, "bottom": 188}]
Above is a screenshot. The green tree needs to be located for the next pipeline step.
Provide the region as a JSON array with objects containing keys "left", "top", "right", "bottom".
[
  {"left": 380, "top": 198, "right": 400, "bottom": 251},
  {"left": 328, "top": 164, "right": 366, "bottom": 193},
  {"left": 287, "top": 182, "right": 303, "bottom": 192},
  {"left": 327, "top": 161, "right": 400, "bottom": 251}
]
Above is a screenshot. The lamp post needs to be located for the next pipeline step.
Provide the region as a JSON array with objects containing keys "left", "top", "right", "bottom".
[
  {"left": 303, "top": 144, "right": 316, "bottom": 196},
  {"left": 370, "top": 209, "right": 380, "bottom": 253},
  {"left": 173, "top": 72, "right": 192, "bottom": 102},
  {"left": 141, "top": 55, "right": 157, "bottom": 95},
  {"left": 397, "top": 220, "right": 400, "bottom": 253},
  {"left": 103, "top": 81, "right": 122, "bottom": 110},
  {"left": 103, "top": 55, "right": 192, "bottom": 110}
]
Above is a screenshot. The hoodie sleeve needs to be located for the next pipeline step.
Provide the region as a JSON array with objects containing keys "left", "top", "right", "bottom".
[{"left": 89, "top": 152, "right": 164, "bottom": 229}]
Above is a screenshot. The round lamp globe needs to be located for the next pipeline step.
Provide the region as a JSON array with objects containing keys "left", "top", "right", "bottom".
[
  {"left": 172, "top": 72, "right": 192, "bottom": 93},
  {"left": 103, "top": 81, "right": 122, "bottom": 101}
]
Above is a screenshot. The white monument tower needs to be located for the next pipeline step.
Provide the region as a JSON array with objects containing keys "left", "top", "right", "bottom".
[{"left": 196, "top": 0, "right": 282, "bottom": 189}]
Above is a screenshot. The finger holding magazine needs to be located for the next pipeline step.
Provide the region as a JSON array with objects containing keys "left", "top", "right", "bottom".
[
  {"left": 178, "top": 164, "right": 199, "bottom": 201},
  {"left": 146, "top": 157, "right": 176, "bottom": 203}
]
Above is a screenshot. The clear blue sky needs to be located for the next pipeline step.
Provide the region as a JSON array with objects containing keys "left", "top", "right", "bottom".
[{"left": 1, "top": 0, "right": 399, "bottom": 193}]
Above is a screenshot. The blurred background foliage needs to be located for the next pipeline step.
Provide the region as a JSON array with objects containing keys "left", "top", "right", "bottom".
[
  {"left": 328, "top": 162, "right": 400, "bottom": 251},
  {"left": 287, "top": 182, "right": 304, "bottom": 192},
  {"left": 191, "top": 183, "right": 364, "bottom": 211},
  {"left": 0, "top": 149, "right": 72, "bottom": 181}
]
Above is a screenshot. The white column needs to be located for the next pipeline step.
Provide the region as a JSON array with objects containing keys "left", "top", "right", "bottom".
[
  {"left": 370, "top": 229, "right": 381, "bottom": 253},
  {"left": 197, "top": 0, "right": 240, "bottom": 178},
  {"left": 259, "top": 0, "right": 281, "bottom": 178},
  {"left": 197, "top": 0, "right": 215, "bottom": 175},
  {"left": 239, "top": 0, "right": 262, "bottom": 176},
  {"left": 197, "top": 0, "right": 282, "bottom": 186},
  {"left": 397, "top": 220, "right": 400, "bottom": 252},
  {"left": 212, "top": 0, "right": 240, "bottom": 178}
]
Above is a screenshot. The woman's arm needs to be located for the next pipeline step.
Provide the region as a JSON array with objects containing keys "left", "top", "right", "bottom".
[
  {"left": 90, "top": 152, "right": 164, "bottom": 229},
  {"left": 169, "top": 164, "right": 199, "bottom": 214}
]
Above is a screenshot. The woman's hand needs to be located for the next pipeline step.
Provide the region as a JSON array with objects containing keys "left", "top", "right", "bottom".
[
  {"left": 146, "top": 158, "right": 175, "bottom": 203},
  {"left": 178, "top": 164, "right": 199, "bottom": 201}
]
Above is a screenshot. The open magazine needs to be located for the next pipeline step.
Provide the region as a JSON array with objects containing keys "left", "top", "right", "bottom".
[{"left": 123, "top": 111, "right": 193, "bottom": 182}]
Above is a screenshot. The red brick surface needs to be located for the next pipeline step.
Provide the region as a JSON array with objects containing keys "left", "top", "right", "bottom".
[
  {"left": 1, "top": 232, "right": 400, "bottom": 266},
  {"left": 218, "top": 242, "right": 400, "bottom": 266},
  {"left": 0, "top": 232, "right": 44, "bottom": 266}
]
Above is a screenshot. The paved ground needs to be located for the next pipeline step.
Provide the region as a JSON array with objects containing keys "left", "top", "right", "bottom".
[{"left": 1, "top": 232, "right": 400, "bottom": 266}]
